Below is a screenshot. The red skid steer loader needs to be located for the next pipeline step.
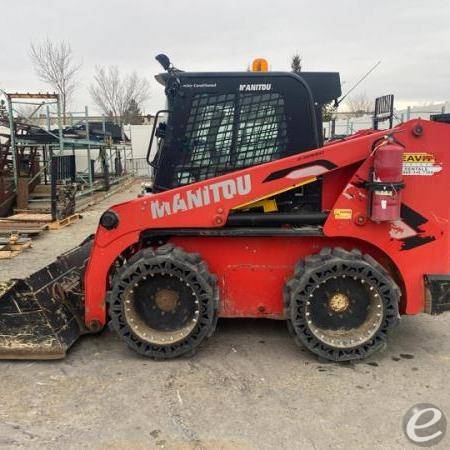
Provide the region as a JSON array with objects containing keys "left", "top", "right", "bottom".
[{"left": 0, "top": 55, "right": 449, "bottom": 362}]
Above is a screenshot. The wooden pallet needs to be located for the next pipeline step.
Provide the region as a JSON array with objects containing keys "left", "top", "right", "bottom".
[
  {"left": 0, "top": 234, "right": 32, "bottom": 259},
  {"left": 0, "top": 213, "right": 52, "bottom": 223},
  {"left": 0, "top": 213, "right": 82, "bottom": 231},
  {"left": 48, "top": 214, "right": 82, "bottom": 230},
  {"left": 0, "top": 221, "right": 48, "bottom": 235}
]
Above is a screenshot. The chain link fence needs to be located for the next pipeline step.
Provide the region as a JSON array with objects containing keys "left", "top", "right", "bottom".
[{"left": 324, "top": 104, "right": 448, "bottom": 139}]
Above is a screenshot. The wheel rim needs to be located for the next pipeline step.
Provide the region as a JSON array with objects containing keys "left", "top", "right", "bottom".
[
  {"left": 123, "top": 273, "right": 200, "bottom": 345},
  {"left": 305, "top": 275, "right": 384, "bottom": 349}
]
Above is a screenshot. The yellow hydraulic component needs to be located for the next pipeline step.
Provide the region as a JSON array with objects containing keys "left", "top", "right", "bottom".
[
  {"left": 240, "top": 198, "right": 278, "bottom": 213},
  {"left": 252, "top": 58, "right": 269, "bottom": 72},
  {"left": 233, "top": 177, "right": 317, "bottom": 212}
]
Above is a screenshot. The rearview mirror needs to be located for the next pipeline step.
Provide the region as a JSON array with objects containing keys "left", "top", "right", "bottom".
[{"left": 155, "top": 54, "right": 171, "bottom": 71}]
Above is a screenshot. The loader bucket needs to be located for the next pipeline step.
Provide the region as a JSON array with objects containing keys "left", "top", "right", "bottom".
[{"left": 0, "top": 238, "right": 93, "bottom": 359}]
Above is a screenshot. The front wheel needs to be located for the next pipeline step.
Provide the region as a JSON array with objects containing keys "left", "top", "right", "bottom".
[
  {"left": 108, "top": 244, "right": 218, "bottom": 359},
  {"left": 285, "top": 247, "right": 400, "bottom": 362}
]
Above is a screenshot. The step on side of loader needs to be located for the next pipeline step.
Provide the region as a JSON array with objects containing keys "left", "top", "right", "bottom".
[{"left": 0, "top": 238, "right": 93, "bottom": 359}]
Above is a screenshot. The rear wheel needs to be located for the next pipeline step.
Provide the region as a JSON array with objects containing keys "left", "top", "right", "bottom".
[
  {"left": 108, "top": 244, "right": 218, "bottom": 359},
  {"left": 285, "top": 247, "right": 400, "bottom": 361}
]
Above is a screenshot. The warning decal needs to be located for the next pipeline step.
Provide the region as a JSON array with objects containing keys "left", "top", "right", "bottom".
[
  {"left": 403, "top": 152, "right": 442, "bottom": 176},
  {"left": 333, "top": 209, "right": 352, "bottom": 220}
]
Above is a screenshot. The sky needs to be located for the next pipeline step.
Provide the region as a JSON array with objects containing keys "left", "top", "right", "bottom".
[{"left": 1, "top": 0, "right": 449, "bottom": 114}]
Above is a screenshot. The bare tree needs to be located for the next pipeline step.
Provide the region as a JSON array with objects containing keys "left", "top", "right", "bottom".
[
  {"left": 30, "top": 39, "right": 81, "bottom": 123},
  {"left": 346, "top": 93, "right": 373, "bottom": 117},
  {"left": 291, "top": 53, "right": 302, "bottom": 73},
  {"left": 89, "top": 66, "right": 150, "bottom": 124}
]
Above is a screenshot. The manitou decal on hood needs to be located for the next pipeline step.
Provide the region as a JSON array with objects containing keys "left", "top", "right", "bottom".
[
  {"left": 150, "top": 174, "right": 252, "bottom": 219},
  {"left": 239, "top": 83, "right": 272, "bottom": 92}
]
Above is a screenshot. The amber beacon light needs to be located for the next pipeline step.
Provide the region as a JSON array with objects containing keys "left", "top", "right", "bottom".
[{"left": 251, "top": 58, "right": 269, "bottom": 72}]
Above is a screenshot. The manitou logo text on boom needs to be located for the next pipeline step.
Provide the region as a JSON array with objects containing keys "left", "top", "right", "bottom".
[{"left": 150, "top": 174, "right": 252, "bottom": 219}]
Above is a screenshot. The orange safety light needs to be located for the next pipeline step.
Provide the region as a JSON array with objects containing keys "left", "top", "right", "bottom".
[{"left": 251, "top": 58, "right": 269, "bottom": 72}]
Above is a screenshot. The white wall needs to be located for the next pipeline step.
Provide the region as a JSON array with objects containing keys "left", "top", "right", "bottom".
[{"left": 125, "top": 123, "right": 157, "bottom": 160}]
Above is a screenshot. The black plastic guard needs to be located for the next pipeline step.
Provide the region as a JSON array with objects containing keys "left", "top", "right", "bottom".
[
  {"left": 0, "top": 238, "right": 93, "bottom": 359},
  {"left": 425, "top": 275, "right": 450, "bottom": 315}
]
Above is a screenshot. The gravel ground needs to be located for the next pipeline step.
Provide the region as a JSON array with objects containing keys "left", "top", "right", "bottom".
[{"left": 1, "top": 181, "right": 449, "bottom": 449}]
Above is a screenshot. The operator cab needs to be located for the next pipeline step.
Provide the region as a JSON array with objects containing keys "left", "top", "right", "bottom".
[{"left": 148, "top": 55, "right": 341, "bottom": 206}]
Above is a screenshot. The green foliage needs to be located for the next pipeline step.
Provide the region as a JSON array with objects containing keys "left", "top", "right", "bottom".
[
  {"left": 291, "top": 54, "right": 302, "bottom": 73},
  {"left": 322, "top": 102, "right": 336, "bottom": 122},
  {"left": 122, "top": 99, "right": 142, "bottom": 125},
  {"left": 0, "top": 100, "right": 6, "bottom": 119}
]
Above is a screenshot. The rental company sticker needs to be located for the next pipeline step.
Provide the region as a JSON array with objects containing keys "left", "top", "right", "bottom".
[
  {"left": 333, "top": 209, "right": 352, "bottom": 220},
  {"left": 403, "top": 152, "right": 443, "bottom": 176}
]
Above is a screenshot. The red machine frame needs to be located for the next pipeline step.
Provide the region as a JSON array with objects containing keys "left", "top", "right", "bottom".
[{"left": 84, "top": 119, "right": 449, "bottom": 328}]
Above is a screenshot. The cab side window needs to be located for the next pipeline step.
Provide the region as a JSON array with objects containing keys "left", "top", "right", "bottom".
[
  {"left": 235, "top": 92, "right": 287, "bottom": 167},
  {"left": 176, "top": 91, "right": 288, "bottom": 186}
]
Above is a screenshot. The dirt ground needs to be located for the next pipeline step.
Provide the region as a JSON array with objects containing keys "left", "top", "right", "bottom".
[{"left": 0, "top": 181, "right": 449, "bottom": 449}]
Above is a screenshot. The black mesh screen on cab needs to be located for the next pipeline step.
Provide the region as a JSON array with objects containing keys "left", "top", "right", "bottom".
[{"left": 174, "top": 91, "right": 288, "bottom": 186}]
